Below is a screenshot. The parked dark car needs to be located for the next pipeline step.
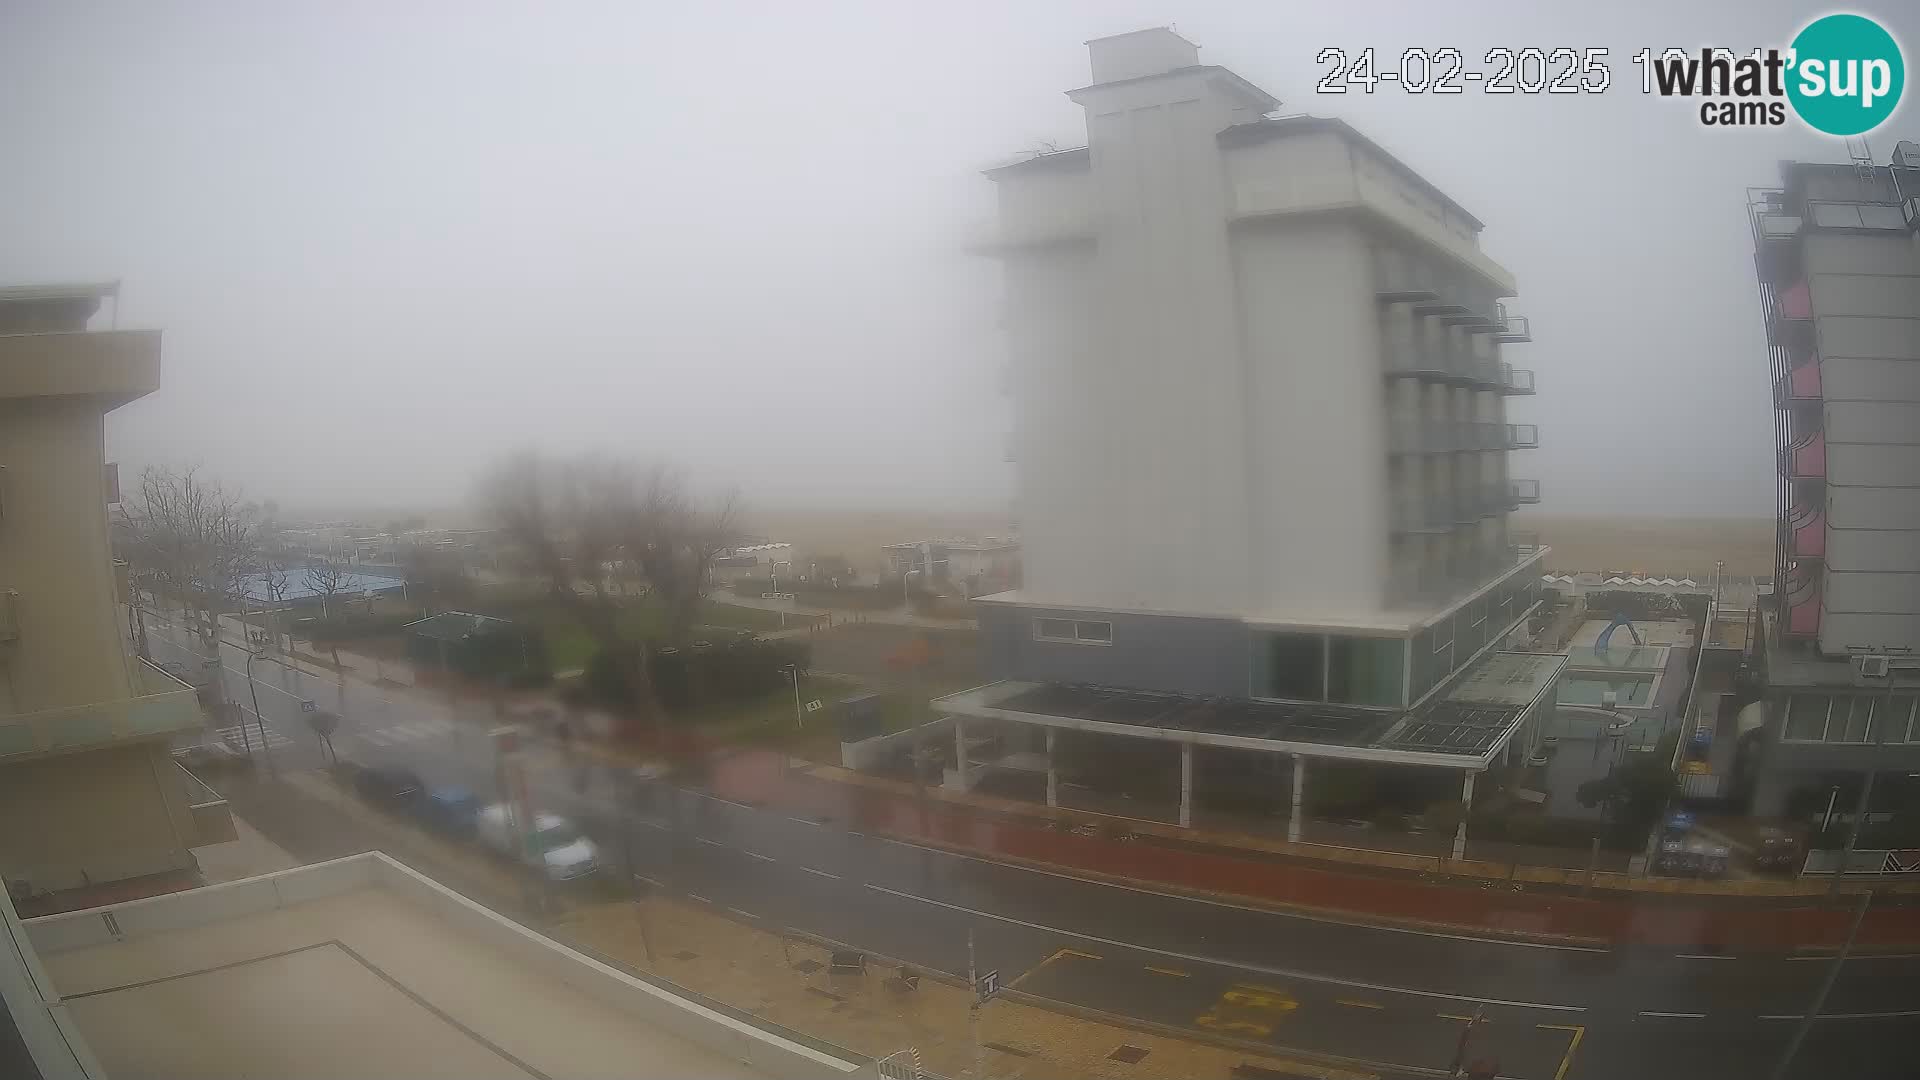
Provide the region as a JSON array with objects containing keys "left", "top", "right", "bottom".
[
  {"left": 415, "top": 786, "right": 482, "bottom": 837},
  {"left": 352, "top": 763, "right": 425, "bottom": 809}
]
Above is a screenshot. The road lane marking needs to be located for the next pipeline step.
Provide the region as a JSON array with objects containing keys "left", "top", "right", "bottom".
[
  {"left": 726, "top": 907, "right": 758, "bottom": 920},
  {"left": 1674, "top": 953, "right": 1735, "bottom": 961},
  {"left": 633, "top": 875, "right": 661, "bottom": 888},
  {"left": 1437, "top": 1013, "right": 1479, "bottom": 1022},
  {"left": 1539, "top": 1024, "right": 1585, "bottom": 1080},
  {"left": 800, "top": 866, "right": 841, "bottom": 880},
  {"left": 637, "top": 821, "right": 667, "bottom": 831},
  {"left": 1009, "top": 948, "right": 1070, "bottom": 990},
  {"left": 1061, "top": 948, "right": 1103, "bottom": 962},
  {"left": 692, "top": 792, "right": 754, "bottom": 811},
  {"left": 1145, "top": 965, "right": 1190, "bottom": 978},
  {"left": 783, "top": 815, "right": 825, "bottom": 828},
  {"left": 860, "top": 882, "right": 1587, "bottom": 1013},
  {"left": 1336, "top": 998, "right": 1383, "bottom": 1009},
  {"left": 745, "top": 851, "right": 776, "bottom": 863},
  {"left": 687, "top": 893, "right": 711, "bottom": 904},
  {"left": 1759, "top": 1009, "right": 1920, "bottom": 1021},
  {"left": 695, "top": 838, "right": 723, "bottom": 848},
  {"left": 1638, "top": 1010, "right": 1706, "bottom": 1018},
  {"left": 1786, "top": 951, "right": 1920, "bottom": 961},
  {"left": 865, "top": 835, "right": 1606, "bottom": 953}
]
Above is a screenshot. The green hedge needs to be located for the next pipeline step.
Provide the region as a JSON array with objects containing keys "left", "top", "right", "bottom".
[{"left": 582, "top": 636, "right": 812, "bottom": 714}]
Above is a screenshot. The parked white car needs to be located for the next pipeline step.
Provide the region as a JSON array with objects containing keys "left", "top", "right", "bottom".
[{"left": 474, "top": 803, "right": 600, "bottom": 880}]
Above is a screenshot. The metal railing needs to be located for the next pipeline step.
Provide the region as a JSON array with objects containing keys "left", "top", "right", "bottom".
[
  {"left": 1499, "top": 364, "right": 1536, "bottom": 394},
  {"left": 1509, "top": 478, "right": 1541, "bottom": 504},
  {"left": 1505, "top": 423, "right": 1539, "bottom": 449}
]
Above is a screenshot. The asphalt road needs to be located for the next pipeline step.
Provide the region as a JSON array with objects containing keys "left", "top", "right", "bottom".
[{"left": 144, "top": 617, "right": 1920, "bottom": 1080}]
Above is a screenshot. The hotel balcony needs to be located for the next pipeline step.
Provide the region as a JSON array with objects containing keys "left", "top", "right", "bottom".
[
  {"left": 1766, "top": 280, "right": 1814, "bottom": 347},
  {"left": 1505, "top": 423, "right": 1539, "bottom": 450},
  {"left": 0, "top": 657, "right": 202, "bottom": 761},
  {"left": 1773, "top": 358, "right": 1822, "bottom": 406},
  {"left": 1787, "top": 496, "right": 1826, "bottom": 559},
  {"left": 1782, "top": 428, "right": 1826, "bottom": 480},
  {"left": 1781, "top": 561, "right": 1822, "bottom": 639},
  {"left": 1492, "top": 303, "right": 1531, "bottom": 343},
  {"left": 1507, "top": 478, "right": 1541, "bottom": 506},
  {"left": 1750, "top": 198, "right": 1804, "bottom": 286},
  {"left": 1498, "top": 363, "right": 1536, "bottom": 396}
]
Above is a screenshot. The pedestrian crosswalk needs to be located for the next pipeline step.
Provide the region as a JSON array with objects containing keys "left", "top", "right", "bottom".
[{"left": 216, "top": 723, "right": 296, "bottom": 752}]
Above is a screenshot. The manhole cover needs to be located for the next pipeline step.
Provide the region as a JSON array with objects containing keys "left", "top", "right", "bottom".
[{"left": 1109, "top": 1045, "right": 1150, "bottom": 1064}]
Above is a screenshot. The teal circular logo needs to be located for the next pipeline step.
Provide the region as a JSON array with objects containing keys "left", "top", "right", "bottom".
[{"left": 1787, "top": 14, "right": 1905, "bottom": 136}]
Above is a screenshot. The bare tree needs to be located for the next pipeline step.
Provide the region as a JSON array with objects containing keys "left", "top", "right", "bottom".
[
  {"left": 260, "top": 553, "right": 295, "bottom": 655},
  {"left": 482, "top": 452, "right": 740, "bottom": 739},
  {"left": 303, "top": 555, "right": 349, "bottom": 618},
  {"left": 120, "top": 466, "right": 262, "bottom": 720},
  {"left": 302, "top": 554, "right": 351, "bottom": 670}
]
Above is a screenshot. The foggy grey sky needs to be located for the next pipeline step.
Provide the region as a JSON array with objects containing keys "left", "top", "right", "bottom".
[{"left": 3, "top": 1, "right": 1913, "bottom": 519}]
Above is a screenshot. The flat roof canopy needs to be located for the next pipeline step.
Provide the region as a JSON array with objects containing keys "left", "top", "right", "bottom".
[{"left": 935, "top": 652, "right": 1565, "bottom": 770}]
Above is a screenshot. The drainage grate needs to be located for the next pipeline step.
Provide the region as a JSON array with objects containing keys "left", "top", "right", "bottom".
[
  {"left": 670, "top": 950, "right": 698, "bottom": 961},
  {"left": 1109, "top": 1045, "right": 1150, "bottom": 1064},
  {"left": 984, "top": 1042, "right": 1033, "bottom": 1058},
  {"left": 792, "top": 958, "right": 823, "bottom": 974}
]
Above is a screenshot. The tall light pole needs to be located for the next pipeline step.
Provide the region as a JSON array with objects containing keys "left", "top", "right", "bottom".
[{"left": 243, "top": 648, "right": 275, "bottom": 775}]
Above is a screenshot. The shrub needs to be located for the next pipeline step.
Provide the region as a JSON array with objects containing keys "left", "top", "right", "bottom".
[{"left": 582, "top": 636, "right": 812, "bottom": 714}]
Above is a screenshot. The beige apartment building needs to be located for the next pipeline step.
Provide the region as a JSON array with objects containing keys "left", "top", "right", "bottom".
[{"left": 0, "top": 283, "right": 230, "bottom": 914}]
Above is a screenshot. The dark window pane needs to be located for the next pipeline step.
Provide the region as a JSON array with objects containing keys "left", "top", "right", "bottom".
[
  {"left": 1329, "top": 636, "right": 1404, "bottom": 707},
  {"left": 1036, "top": 618, "right": 1075, "bottom": 640},
  {"left": 1265, "top": 633, "right": 1325, "bottom": 701},
  {"left": 1784, "top": 695, "right": 1829, "bottom": 741},
  {"left": 1075, "top": 620, "right": 1112, "bottom": 643}
]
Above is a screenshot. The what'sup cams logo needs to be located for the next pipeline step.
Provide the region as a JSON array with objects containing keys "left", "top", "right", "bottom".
[{"left": 1634, "top": 13, "right": 1905, "bottom": 134}]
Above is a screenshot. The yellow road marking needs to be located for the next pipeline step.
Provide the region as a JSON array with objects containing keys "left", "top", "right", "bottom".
[
  {"left": 1231, "top": 982, "right": 1296, "bottom": 998},
  {"left": 1195, "top": 1013, "right": 1272, "bottom": 1037},
  {"left": 1008, "top": 948, "right": 1068, "bottom": 990},
  {"left": 1538, "top": 1023, "right": 1586, "bottom": 1080},
  {"left": 1145, "top": 965, "right": 1190, "bottom": 978},
  {"left": 1438, "top": 1013, "right": 1480, "bottom": 1023},
  {"left": 1060, "top": 948, "right": 1103, "bottom": 961},
  {"left": 1336, "top": 998, "right": 1385, "bottom": 1009}
]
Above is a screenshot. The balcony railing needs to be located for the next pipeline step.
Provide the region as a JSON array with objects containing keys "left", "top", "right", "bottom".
[
  {"left": 1505, "top": 423, "right": 1539, "bottom": 449},
  {"left": 0, "top": 657, "right": 202, "bottom": 760},
  {"left": 1508, "top": 478, "right": 1541, "bottom": 505},
  {"left": 1498, "top": 363, "right": 1535, "bottom": 395},
  {"left": 177, "top": 760, "right": 237, "bottom": 846},
  {"left": 1493, "top": 302, "right": 1531, "bottom": 343}
]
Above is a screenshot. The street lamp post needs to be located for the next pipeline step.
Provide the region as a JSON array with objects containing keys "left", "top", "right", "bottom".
[
  {"left": 243, "top": 648, "right": 276, "bottom": 775},
  {"left": 902, "top": 568, "right": 921, "bottom": 614}
]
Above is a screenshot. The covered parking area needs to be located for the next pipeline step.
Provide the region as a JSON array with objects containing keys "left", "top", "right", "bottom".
[{"left": 933, "top": 652, "right": 1564, "bottom": 858}]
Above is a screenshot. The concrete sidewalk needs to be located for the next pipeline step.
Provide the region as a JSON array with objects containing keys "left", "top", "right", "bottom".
[{"left": 554, "top": 897, "right": 1375, "bottom": 1080}]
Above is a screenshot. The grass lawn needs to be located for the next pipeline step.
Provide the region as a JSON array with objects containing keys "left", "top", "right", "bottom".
[{"left": 474, "top": 588, "right": 786, "bottom": 674}]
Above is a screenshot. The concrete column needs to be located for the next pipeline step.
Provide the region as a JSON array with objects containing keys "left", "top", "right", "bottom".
[
  {"left": 952, "top": 717, "right": 970, "bottom": 791},
  {"left": 1452, "top": 771, "right": 1477, "bottom": 860},
  {"left": 1045, "top": 728, "right": 1058, "bottom": 808},
  {"left": 1179, "top": 742, "right": 1194, "bottom": 828},
  {"left": 1288, "top": 755, "right": 1305, "bottom": 844}
]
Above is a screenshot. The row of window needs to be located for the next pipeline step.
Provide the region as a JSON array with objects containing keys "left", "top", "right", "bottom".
[
  {"left": 1805, "top": 200, "right": 1907, "bottom": 231},
  {"left": 1033, "top": 618, "right": 1112, "bottom": 646},
  {"left": 1409, "top": 574, "right": 1539, "bottom": 704},
  {"left": 1259, "top": 632, "right": 1404, "bottom": 708},
  {"left": 1781, "top": 693, "right": 1920, "bottom": 745}
]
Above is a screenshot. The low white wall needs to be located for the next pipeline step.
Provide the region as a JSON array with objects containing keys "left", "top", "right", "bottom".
[
  {"left": 26, "top": 852, "right": 865, "bottom": 1079},
  {"left": 25, "top": 852, "right": 377, "bottom": 954},
  {"left": 370, "top": 856, "right": 861, "bottom": 1078}
]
